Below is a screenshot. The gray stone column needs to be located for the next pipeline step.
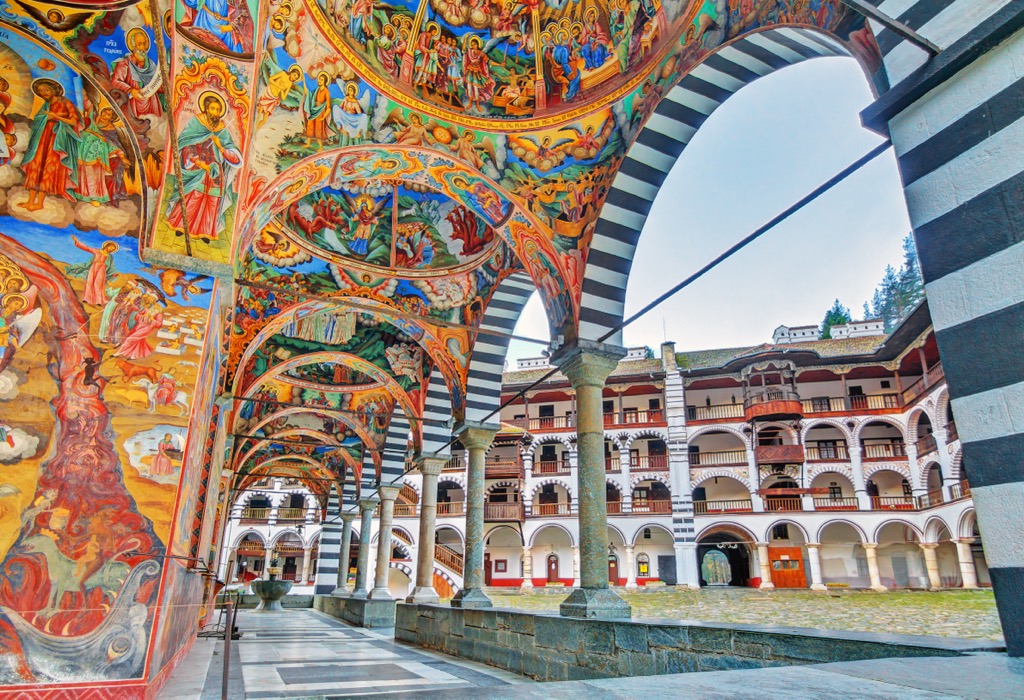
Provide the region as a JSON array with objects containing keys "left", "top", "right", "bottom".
[
  {"left": 452, "top": 422, "right": 499, "bottom": 608},
  {"left": 352, "top": 497, "right": 378, "bottom": 599},
  {"left": 407, "top": 456, "right": 446, "bottom": 603},
  {"left": 551, "top": 340, "right": 630, "bottom": 618},
  {"left": 370, "top": 485, "right": 402, "bottom": 599},
  {"left": 521, "top": 545, "right": 534, "bottom": 589},
  {"left": 920, "top": 543, "right": 942, "bottom": 590},
  {"left": 863, "top": 543, "right": 887, "bottom": 591},
  {"left": 956, "top": 539, "right": 979, "bottom": 589},
  {"left": 333, "top": 511, "right": 357, "bottom": 595},
  {"left": 806, "top": 543, "right": 826, "bottom": 591},
  {"left": 756, "top": 543, "right": 774, "bottom": 589}
]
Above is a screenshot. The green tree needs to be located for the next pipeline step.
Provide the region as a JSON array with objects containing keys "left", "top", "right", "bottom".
[
  {"left": 863, "top": 234, "right": 925, "bottom": 332},
  {"left": 819, "top": 299, "right": 852, "bottom": 339}
]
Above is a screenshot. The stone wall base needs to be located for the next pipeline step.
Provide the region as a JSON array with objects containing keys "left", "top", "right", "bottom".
[
  {"left": 216, "top": 594, "right": 314, "bottom": 610},
  {"left": 396, "top": 603, "right": 1000, "bottom": 682},
  {"left": 316, "top": 595, "right": 397, "bottom": 628}
]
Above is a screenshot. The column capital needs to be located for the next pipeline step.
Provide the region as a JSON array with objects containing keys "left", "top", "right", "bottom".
[
  {"left": 340, "top": 511, "right": 358, "bottom": 523},
  {"left": 358, "top": 497, "right": 380, "bottom": 511},
  {"left": 919, "top": 542, "right": 939, "bottom": 550},
  {"left": 454, "top": 421, "right": 500, "bottom": 450},
  {"left": 862, "top": 542, "right": 878, "bottom": 550},
  {"left": 413, "top": 455, "right": 447, "bottom": 476},
  {"left": 550, "top": 340, "right": 627, "bottom": 389},
  {"left": 377, "top": 484, "right": 402, "bottom": 502},
  {"left": 806, "top": 542, "right": 821, "bottom": 548},
  {"left": 956, "top": 537, "right": 977, "bottom": 544}
]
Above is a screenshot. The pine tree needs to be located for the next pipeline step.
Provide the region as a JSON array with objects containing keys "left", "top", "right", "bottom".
[
  {"left": 863, "top": 234, "right": 925, "bottom": 332},
  {"left": 819, "top": 299, "right": 852, "bottom": 339}
]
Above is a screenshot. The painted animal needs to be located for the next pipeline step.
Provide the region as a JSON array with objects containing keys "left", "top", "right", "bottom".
[
  {"left": 113, "top": 358, "right": 160, "bottom": 384},
  {"left": 20, "top": 535, "right": 131, "bottom": 614},
  {"left": 133, "top": 378, "right": 190, "bottom": 415}
]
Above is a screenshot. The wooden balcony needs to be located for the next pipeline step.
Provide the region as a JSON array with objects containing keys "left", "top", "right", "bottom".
[
  {"left": 436, "top": 501, "right": 465, "bottom": 516},
  {"left": 862, "top": 443, "right": 908, "bottom": 461},
  {"left": 240, "top": 508, "right": 271, "bottom": 523},
  {"left": 805, "top": 444, "right": 850, "bottom": 462},
  {"left": 435, "top": 543, "right": 463, "bottom": 575},
  {"left": 813, "top": 496, "right": 858, "bottom": 511},
  {"left": 949, "top": 479, "right": 971, "bottom": 501},
  {"left": 393, "top": 503, "right": 417, "bottom": 518},
  {"left": 608, "top": 500, "right": 622, "bottom": 514},
  {"left": 764, "top": 496, "right": 803, "bottom": 512},
  {"left": 693, "top": 499, "right": 753, "bottom": 515},
  {"left": 530, "top": 415, "right": 575, "bottom": 431},
  {"left": 755, "top": 444, "right": 804, "bottom": 465},
  {"left": 605, "top": 456, "right": 620, "bottom": 472},
  {"left": 687, "top": 403, "right": 745, "bottom": 422},
  {"left": 947, "top": 420, "right": 958, "bottom": 442},
  {"left": 631, "top": 500, "right": 671, "bottom": 514},
  {"left": 277, "top": 507, "right": 306, "bottom": 521},
  {"left": 850, "top": 393, "right": 902, "bottom": 411},
  {"left": 534, "top": 459, "right": 570, "bottom": 475},
  {"left": 532, "top": 502, "right": 571, "bottom": 517},
  {"left": 444, "top": 456, "right": 465, "bottom": 471},
  {"left": 631, "top": 454, "right": 669, "bottom": 471},
  {"left": 237, "top": 541, "right": 265, "bottom": 554},
  {"left": 604, "top": 408, "right": 666, "bottom": 427},
  {"left": 915, "top": 433, "right": 938, "bottom": 456},
  {"left": 484, "top": 502, "right": 524, "bottom": 521},
  {"left": 744, "top": 389, "right": 803, "bottom": 421},
  {"left": 275, "top": 544, "right": 304, "bottom": 556},
  {"left": 918, "top": 488, "right": 946, "bottom": 509},
  {"left": 871, "top": 495, "right": 916, "bottom": 510},
  {"left": 902, "top": 365, "right": 945, "bottom": 405},
  {"left": 689, "top": 449, "right": 746, "bottom": 467},
  {"left": 484, "top": 458, "right": 523, "bottom": 479}
]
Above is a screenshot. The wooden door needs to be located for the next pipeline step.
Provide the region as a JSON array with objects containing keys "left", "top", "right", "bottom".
[
  {"left": 547, "top": 554, "right": 559, "bottom": 583},
  {"left": 608, "top": 555, "right": 619, "bottom": 584},
  {"left": 768, "top": 547, "right": 807, "bottom": 588},
  {"left": 484, "top": 553, "right": 492, "bottom": 585}
]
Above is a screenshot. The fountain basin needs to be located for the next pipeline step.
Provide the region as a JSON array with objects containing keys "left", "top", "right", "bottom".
[{"left": 251, "top": 580, "right": 293, "bottom": 611}]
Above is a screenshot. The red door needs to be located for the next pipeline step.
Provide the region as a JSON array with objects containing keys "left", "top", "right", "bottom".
[
  {"left": 547, "top": 554, "right": 559, "bottom": 583},
  {"left": 608, "top": 555, "right": 619, "bottom": 584},
  {"left": 484, "top": 553, "right": 492, "bottom": 585},
  {"left": 768, "top": 547, "right": 807, "bottom": 588}
]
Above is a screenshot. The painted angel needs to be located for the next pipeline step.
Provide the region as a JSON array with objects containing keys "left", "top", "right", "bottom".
[
  {"left": 450, "top": 129, "right": 496, "bottom": 171},
  {"left": 342, "top": 193, "right": 387, "bottom": 255},
  {"left": 332, "top": 81, "right": 372, "bottom": 145},
  {"left": 556, "top": 116, "right": 614, "bottom": 160},
  {"left": 509, "top": 134, "right": 570, "bottom": 171},
  {"left": 381, "top": 109, "right": 440, "bottom": 146}
]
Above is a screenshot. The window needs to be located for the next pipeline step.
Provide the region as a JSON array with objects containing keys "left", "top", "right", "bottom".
[
  {"left": 880, "top": 380, "right": 891, "bottom": 389},
  {"left": 495, "top": 560, "right": 507, "bottom": 573},
  {"left": 649, "top": 398, "right": 661, "bottom": 410},
  {"left": 902, "top": 479, "right": 912, "bottom": 497},
  {"left": 828, "top": 482, "right": 842, "bottom": 499},
  {"left": 856, "top": 554, "right": 869, "bottom": 578},
  {"left": 642, "top": 528, "right": 652, "bottom": 540},
  {"left": 772, "top": 524, "right": 789, "bottom": 541}
]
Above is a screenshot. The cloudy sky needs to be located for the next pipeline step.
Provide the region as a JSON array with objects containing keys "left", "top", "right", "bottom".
[{"left": 506, "top": 56, "right": 911, "bottom": 364}]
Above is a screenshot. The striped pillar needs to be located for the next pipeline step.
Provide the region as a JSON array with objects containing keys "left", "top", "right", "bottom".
[
  {"left": 421, "top": 372, "right": 454, "bottom": 459},
  {"left": 863, "top": 2, "right": 1024, "bottom": 655},
  {"left": 313, "top": 484, "right": 342, "bottom": 595},
  {"left": 662, "top": 343, "right": 698, "bottom": 588}
]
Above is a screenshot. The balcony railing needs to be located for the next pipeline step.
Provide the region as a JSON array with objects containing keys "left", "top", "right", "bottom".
[
  {"left": 849, "top": 393, "right": 902, "bottom": 411},
  {"left": 484, "top": 502, "right": 524, "bottom": 521},
  {"left": 605, "top": 456, "right": 620, "bottom": 472},
  {"left": 805, "top": 444, "right": 850, "bottom": 462},
  {"left": 871, "top": 495, "right": 916, "bottom": 510},
  {"left": 277, "top": 507, "right": 306, "bottom": 521},
  {"left": 813, "top": 496, "right": 858, "bottom": 510},
  {"left": 949, "top": 479, "right": 971, "bottom": 501},
  {"left": 755, "top": 444, "right": 804, "bottom": 465},
  {"left": 631, "top": 454, "right": 669, "bottom": 471},
  {"left": 274, "top": 545, "right": 304, "bottom": 556},
  {"left": 436, "top": 501, "right": 465, "bottom": 516},
  {"left": 534, "top": 459, "right": 570, "bottom": 475},
  {"left": 393, "top": 503, "right": 417, "bottom": 517},
  {"left": 915, "top": 433, "right": 938, "bottom": 456},
  {"left": 630, "top": 500, "right": 671, "bottom": 514},
  {"left": 902, "top": 365, "right": 945, "bottom": 405},
  {"left": 444, "top": 456, "right": 465, "bottom": 471},
  {"left": 801, "top": 397, "right": 848, "bottom": 413},
  {"left": 764, "top": 496, "right": 803, "bottom": 512},
  {"left": 687, "top": 403, "right": 745, "bottom": 421},
  {"left": 484, "top": 458, "right": 523, "bottom": 478},
  {"left": 530, "top": 415, "right": 575, "bottom": 431},
  {"left": 918, "top": 488, "right": 945, "bottom": 509},
  {"left": 688, "top": 449, "right": 746, "bottom": 467},
  {"left": 435, "top": 543, "right": 463, "bottom": 575},
  {"left": 237, "top": 541, "right": 265, "bottom": 553},
  {"left": 604, "top": 409, "right": 666, "bottom": 426},
  {"left": 608, "top": 500, "right": 622, "bottom": 514},
  {"left": 693, "top": 499, "right": 753, "bottom": 514},
  {"left": 240, "top": 508, "right": 271, "bottom": 522},
  {"left": 533, "top": 502, "right": 571, "bottom": 516},
  {"left": 862, "top": 442, "right": 908, "bottom": 460}
]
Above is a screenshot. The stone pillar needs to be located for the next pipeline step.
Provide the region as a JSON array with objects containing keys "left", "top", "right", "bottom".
[
  {"left": 333, "top": 512, "right": 357, "bottom": 595},
  {"left": 756, "top": 543, "right": 774, "bottom": 589},
  {"left": 675, "top": 543, "right": 700, "bottom": 589},
  {"left": 521, "top": 545, "right": 534, "bottom": 590},
  {"left": 619, "top": 446, "right": 631, "bottom": 475},
  {"left": 300, "top": 548, "right": 312, "bottom": 583},
  {"left": 352, "top": 497, "right": 378, "bottom": 599},
  {"left": 850, "top": 446, "right": 872, "bottom": 510},
  {"left": 956, "top": 539, "right": 979, "bottom": 589},
  {"left": 551, "top": 340, "right": 630, "bottom": 618},
  {"left": 806, "top": 543, "right": 827, "bottom": 591},
  {"left": 920, "top": 543, "right": 942, "bottom": 590},
  {"left": 625, "top": 545, "right": 637, "bottom": 590},
  {"left": 452, "top": 422, "right": 499, "bottom": 609},
  {"left": 522, "top": 452, "right": 533, "bottom": 481},
  {"left": 747, "top": 449, "right": 764, "bottom": 512},
  {"left": 572, "top": 545, "right": 580, "bottom": 587},
  {"left": 863, "top": 543, "right": 887, "bottom": 591},
  {"left": 407, "top": 456, "right": 445, "bottom": 603},
  {"left": 370, "top": 485, "right": 402, "bottom": 600}
]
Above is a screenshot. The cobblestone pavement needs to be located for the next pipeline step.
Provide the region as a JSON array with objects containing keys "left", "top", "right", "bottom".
[{"left": 487, "top": 588, "right": 1004, "bottom": 641}]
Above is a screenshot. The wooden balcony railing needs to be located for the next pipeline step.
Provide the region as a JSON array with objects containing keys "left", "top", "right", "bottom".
[
  {"left": 434, "top": 543, "right": 463, "bottom": 575},
  {"left": 744, "top": 389, "right": 803, "bottom": 420},
  {"left": 240, "top": 508, "right": 271, "bottom": 521},
  {"left": 631, "top": 500, "right": 671, "bottom": 514},
  {"left": 534, "top": 459, "right": 570, "bottom": 475},
  {"left": 237, "top": 541, "right": 265, "bottom": 553},
  {"left": 393, "top": 503, "right": 417, "bottom": 517},
  {"left": 805, "top": 444, "right": 850, "bottom": 462},
  {"left": 693, "top": 499, "right": 753, "bottom": 515},
  {"left": 605, "top": 456, "right": 620, "bottom": 472},
  {"left": 902, "top": 365, "right": 945, "bottom": 405},
  {"left": 484, "top": 502, "right": 524, "bottom": 521},
  {"left": 530, "top": 415, "right": 575, "bottom": 431},
  {"left": 801, "top": 397, "right": 849, "bottom": 413},
  {"left": 631, "top": 454, "right": 669, "bottom": 471},
  {"left": 277, "top": 507, "right": 306, "bottom": 520},
  {"left": 604, "top": 409, "right": 666, "bottom": 426},
  {"left": 274, "top": 545, "right": 304, "bottom": 556},
  {"left": 755, "top": 444, "right": 804, "bottom": 465},
  {"left": 813, "top": 496, "right": 858, "bottom": 511},
  {"left": 849, "top": 394, "right": 902, "bottom": 411},
  {"left": 688, "top": 449, "right": 746, "bottom": 467},
  {"left": 484, "top": 458, "right": 523, "bottom": 478},
  {"left": 687, "top": 403, "right": 745, "bottom": 421},
  {"left": 444, "top": 456, "right": 465, "bottom": 471},
  {"left": 533, "top": 502, "right": 571, "bottom": 516},
  {"left": 607, "top": 500, "right": 622, "bottom": 514},
  {"left": 871, "top": 495, "right": 916, "bottom": 510},
  {"left": 918, "top": 489, "right": 945, "bottom": 509},
  {"left": 915, "top": 433, "right": 938, "bottom": 456},
  {"left": 949, "top": 479, "right": 971, "bottom": 501},
  {"left": 764, "top": 497, "right": 803, "bottom": 512},
  {"left": 862, "top": 442, "right": 908, "bottom": 460},
  {"left": 393, "top": 529, "right": 413, "bottom": 544},
  {"left": 436, "top": 501, "right": 465, "bottom": 516}
]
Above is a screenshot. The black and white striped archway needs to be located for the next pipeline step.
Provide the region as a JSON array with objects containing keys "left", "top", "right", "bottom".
[{"left": 579, "top": 27, "right": 857, "bottom": 343}]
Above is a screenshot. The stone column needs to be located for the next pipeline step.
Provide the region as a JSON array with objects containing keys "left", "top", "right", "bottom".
[
  {"left": 920, "top": 543, "right": 942, "bottom": 590},
  {"left": 756, "top": 543, "right": 774, "bottom": 589},
  {"left": 352, "top": 497, "right": 378, "bottom": 599},
  {"left": 407, "top": 457, "right": 445, "bottom": 603},
  {"left": 551, "top": 340, "right": 630, "bottom": 618},
  {"left": 522, "top": 452, "right": 533, "bottom": 481},
  {"left": 625, "top": 545, "right": 637, "bottom": 590},
  {"left": 452, "top": 422, "right": 499, "bottom": 609},
  {"left": 863, "top": 543, "right": 887, "bottom": 591},
  {"left": 675, "top": 543, "right": 700, "bottom": 589},
  {"left": 806, "top": 543, "right": 827, "bottom": 591},
  {"left": 521, "top": 545, "right": 534, "bottom": 590},
  {"left": 747, "top": 449, "right": 764, "bottom": 512},
  {"left": 956, "top": 539, "right": 979, "bottom": 589},
  {"left": 369, "top": 485, "right": 401, "bottom": 599},
  {"left": 572, "top": 545, "right": 581, "bottom": 587},
  {"left": 300, "top": 548, "right": 312, "bottom": 583},
  {"left": 850, "top": 446, "right": 872, "bottom": 510},
  {"left": 333, "top": 512, "right": 357, "bottom": 595}
]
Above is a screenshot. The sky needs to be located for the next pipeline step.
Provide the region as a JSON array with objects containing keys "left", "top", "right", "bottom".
[{"left": 506, "top": 56, "right": 912, "bottom": 364}]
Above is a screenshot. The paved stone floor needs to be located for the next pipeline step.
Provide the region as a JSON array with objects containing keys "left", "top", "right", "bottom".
[{"left": 489, "top": 588, "right": 1004, "bottom": 641}]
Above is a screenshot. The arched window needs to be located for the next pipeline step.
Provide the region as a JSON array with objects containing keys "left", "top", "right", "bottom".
[{"left": 637, "top": 553, "right": 650, "bottom": 578}]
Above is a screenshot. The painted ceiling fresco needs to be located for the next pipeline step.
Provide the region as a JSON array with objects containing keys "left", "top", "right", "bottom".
[{"left": 0, "top": 0, "right": 880, "bottom": 690}]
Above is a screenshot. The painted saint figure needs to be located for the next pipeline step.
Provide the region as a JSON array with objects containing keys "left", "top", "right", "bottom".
[
  {"left": 77, "top": 108, "right": 125, "bottom": 206},
  {"left": 68, "top": 237, "right": 118, "bottom": 306},
  {"left": 20, "top": 79, "right": 81, "bottom": 212},
  {"left": 462, "top": 35, "right": 495, "bottom": 111},
  {"left": 166, "top": 92, "right": 242, "bottom": 242},
  {"left": 0, "top": 79, "right": 16, "bottom": 166},
  {"left": 303, "top": 72, "right": 332, "bottom": 145},
  {"left": 181, "top": 0, "right": 255, "bottom": 55},
  {"left": 111, "top": 28, "right": 164, "bottom": 119},
  {"left": 150, "top": 433, "right": 176, "bottom": 476}
]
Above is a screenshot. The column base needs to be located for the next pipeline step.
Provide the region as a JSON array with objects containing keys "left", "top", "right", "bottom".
[
  {"left": 559, "top": 587, "right": 631, "bottom": 619},
  {"left": 625, "top": 582, "right": 638, "bottom": 591},
  {"left": 330, "top": 587, "right": 351, "bottom": 597},
  {"left": 368, "top": 587, "right": 394, "bottom": 601},
  {"left": 810, "top": 584, "right": 828, "bottom": 592},
  {"left": 406, "top": 586, "right": 440, "bottom": 604},
  {"left": 450, "top": 587, "right": 493, "bottom": 608},
  {"left": 520, "top": 581, "right": 534, "bottom": 590},
  {"left": 870, "top": 585, "right": 888, "bottom": 592},
  {"left": 351, "top": 588, "right": 369, "bottom": 599},
  {"left": 759, "top": 582, "right": 775, "bottom": 590}
]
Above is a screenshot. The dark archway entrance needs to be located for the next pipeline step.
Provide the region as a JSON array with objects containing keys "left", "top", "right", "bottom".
[{"left": 697, "top": 531, "right": 752, "bottom": 587}]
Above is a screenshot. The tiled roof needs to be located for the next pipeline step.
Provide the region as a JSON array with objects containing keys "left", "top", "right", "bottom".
[
  {"left": 675, "top": 335, "right": 887, "bottom": 371},
  {"left": 502, "top": 357, "right": 664, "bottom": 385}
]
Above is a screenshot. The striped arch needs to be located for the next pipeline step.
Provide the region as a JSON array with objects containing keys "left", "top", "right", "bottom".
[
  {"left": 933, "top": 385, "right": 952, "bottom": 427},
  {"left": 464, "top": 271, "right": 536, "bottom": 423},
  {"left": 486, "top": 480, "right": 520, "bottom": 495},
  {"left": 862, "top": 463, "right": 912, "bottom": 481},
  {"left": 438, "top": 474, "right": 466, "bottom": 491},
  {"left": 801, "top": 418, "right": 854, "bottom": 443},
  {"left": 421, "top": 371, "right": 454, "bottom": 458},
  {"left": 269, "top": 529, "right": 305, "bottom": 548},
  {"left": 381, "top": 415, "right": 411, "bottom": 485},
  {"left": 905, "top": 406, "right": 933, "bottom": 445},
  {"left": 919, "top": 461, "right": 942, "bottom": 490},
  {"left": 234, "top": 490, "right": 272, "bottom": 509},
  {"left": 244, "top": 406, "right": 383, "bottom": 470},
  {"left": 853, "top": 416, "right": 909, "bottom": 444},
  {"left": 629, "top": 471, "right": 672, "bottom": 490},
  {"left": 807, "top": 464, "right": 855, "bottom": 483},
  {"left": 232, "top": 529, "right": 267, "bottom": 548},
  {"left": 526, "top": 434, "right": 574, "bottom": 454},
  {"left": 531, "top": 478, "right": 573, "bottom": 499},
  {"left": 578, "top": 27, "right": 854, "bottom": 342},
  {"left": 623, "top": 428, "right": 669, "bottom": 448},
  {"left": 686, "top": 424, "right": 749, "bottom": 446},
  {"left": 390, "top": 561, "right": 414, "bottom": 578},
  {"left": 690, "top": 469, "right": 751, "bottom": 491},
  {"left": 949, "top": 447, "right": 963, "bottom": 481},
  {"left": 605, "top": 478, "right": 625, "bottom": 497}
]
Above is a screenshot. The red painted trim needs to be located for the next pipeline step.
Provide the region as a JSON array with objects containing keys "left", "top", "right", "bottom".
[
  {"left": 487, "top": 578, "right": 525, "bottom": 586},
  {"left": 530, "top": 578, "right": 574, "bottom": 587}
]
